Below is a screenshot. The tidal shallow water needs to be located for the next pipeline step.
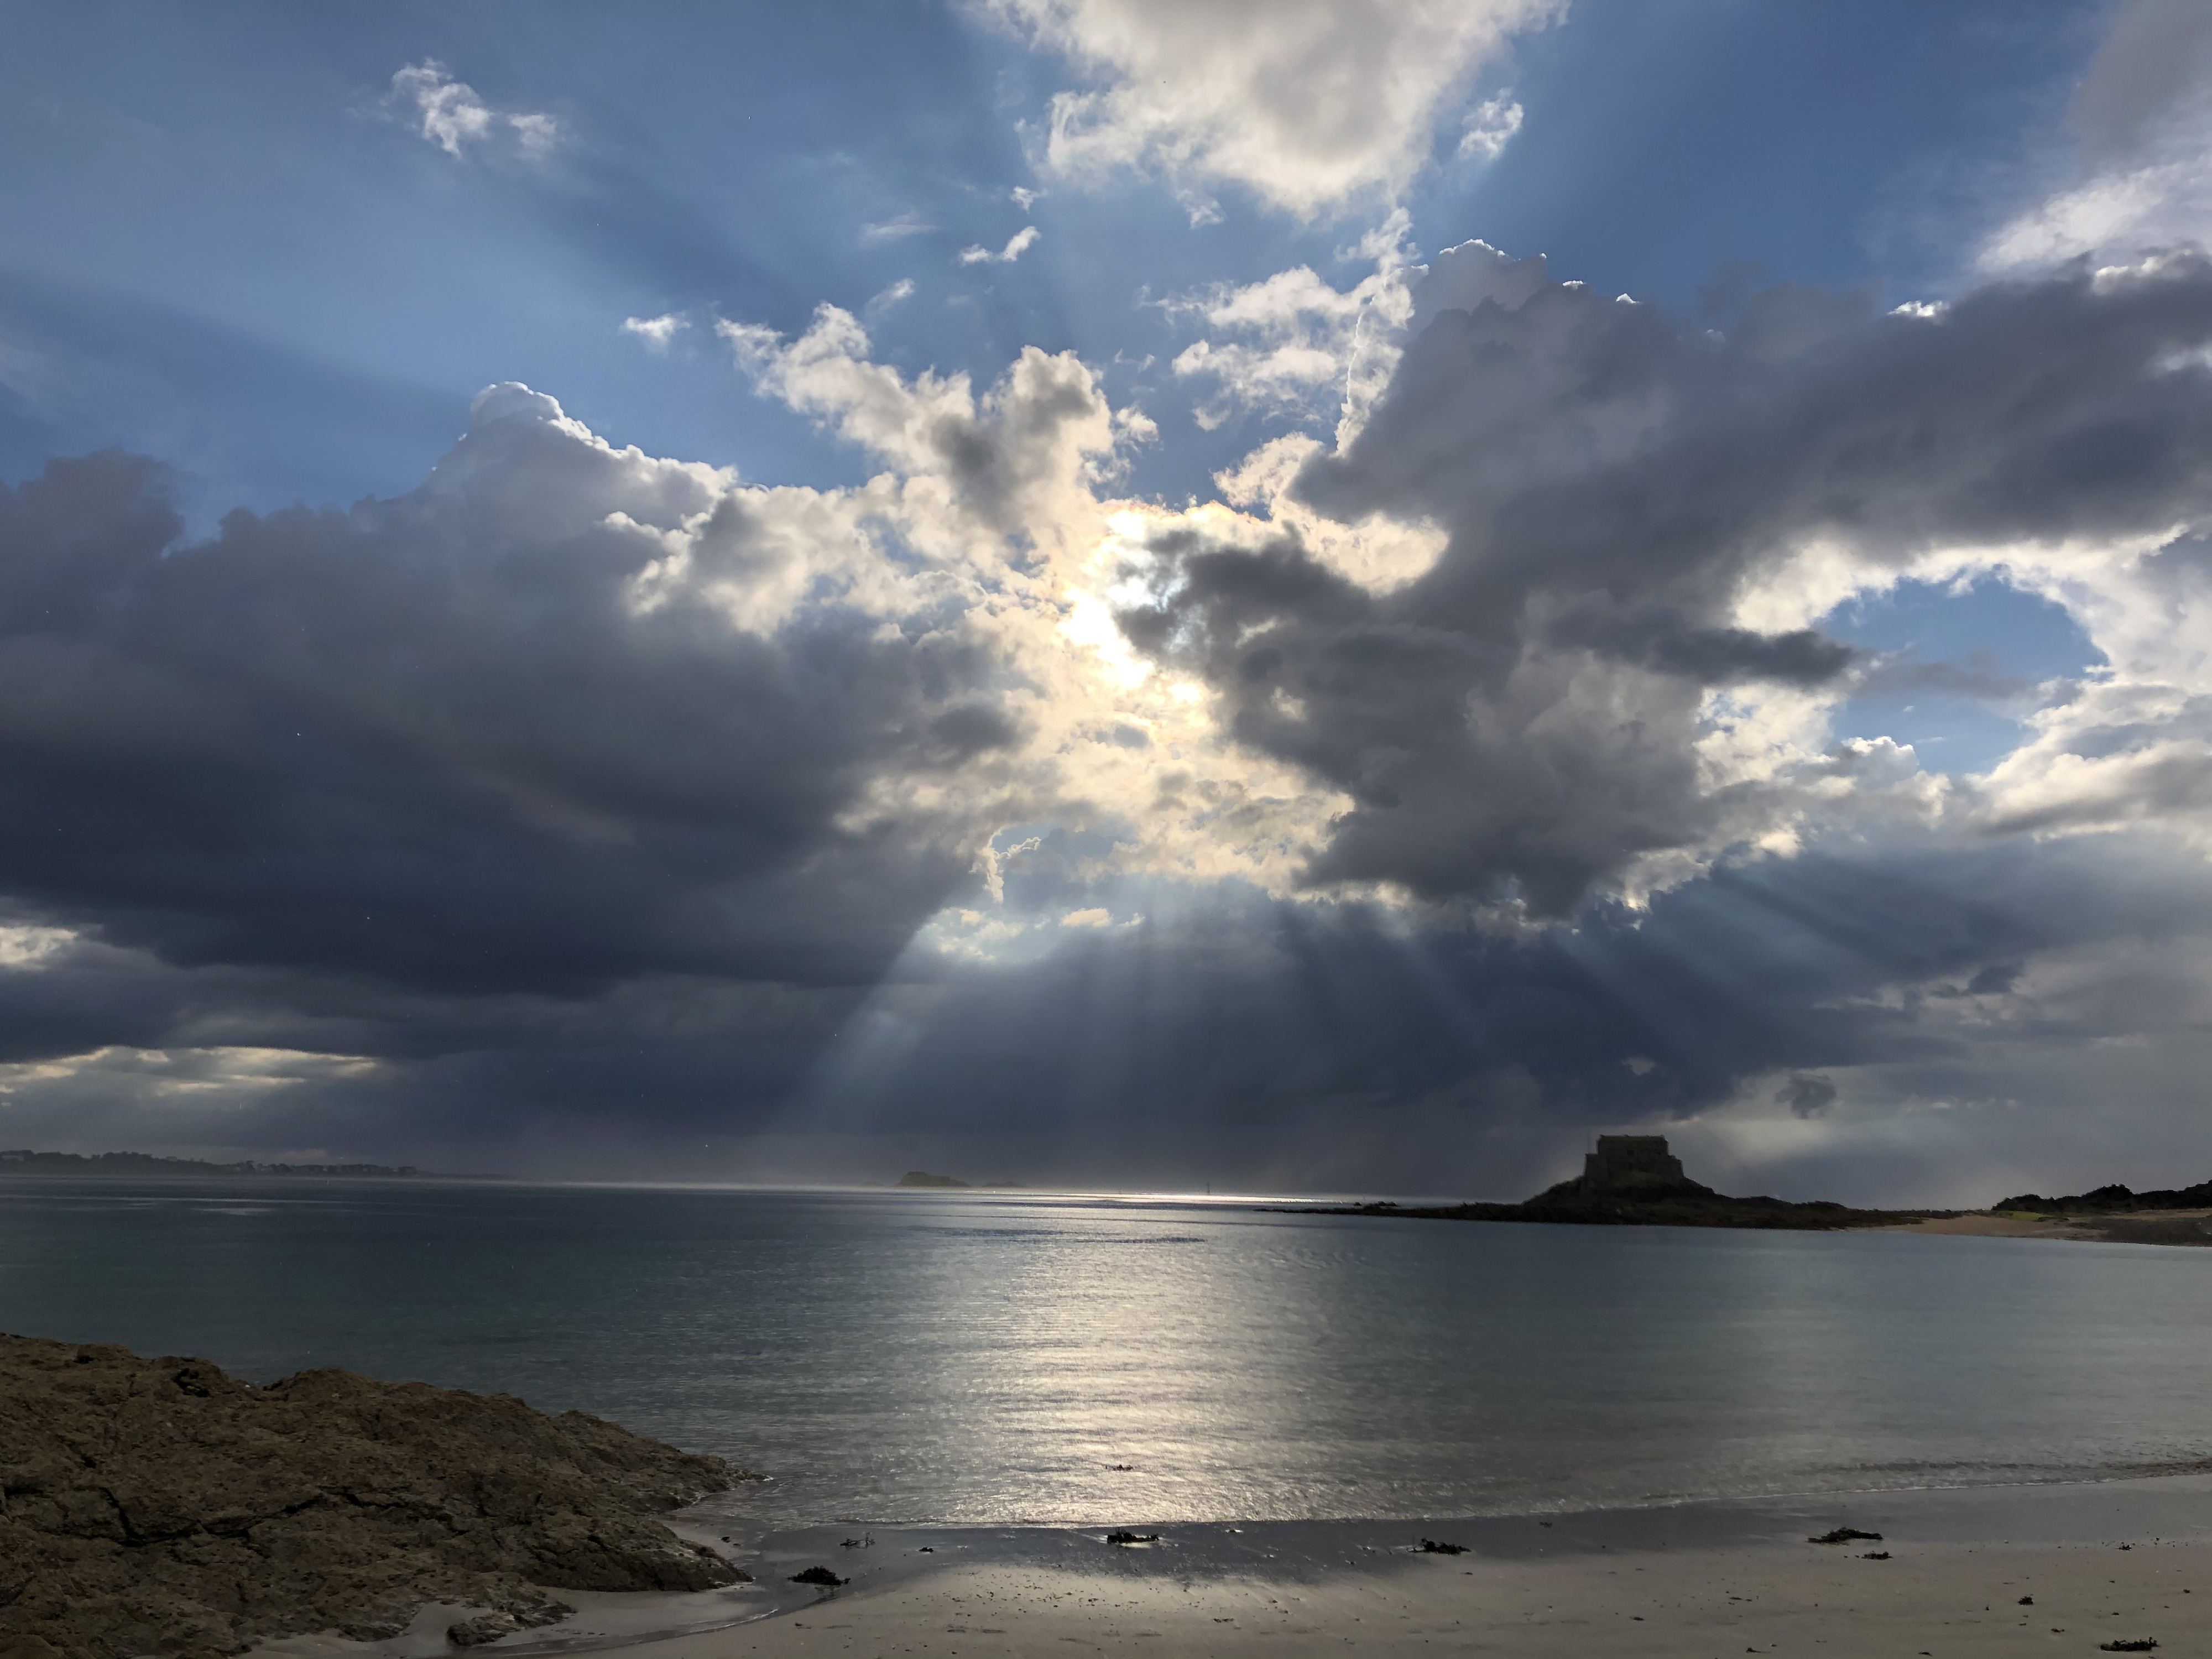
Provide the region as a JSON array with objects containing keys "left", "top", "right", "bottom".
[{"left": 2, "top": 1179, "right": 2207, "bottom": 1528}]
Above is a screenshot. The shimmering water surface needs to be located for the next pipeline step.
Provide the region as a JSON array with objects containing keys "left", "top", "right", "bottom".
[{"left": 2, "top": 1179, "right": 2208, "bottom": 1528}]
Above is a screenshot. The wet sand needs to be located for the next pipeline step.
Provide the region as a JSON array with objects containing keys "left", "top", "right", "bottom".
[
  {"left": 681, "top": 1540, "right": 2207, "bottom": 1658},
  {"left": 1879, "top": 1210, "right": 2212, "bottom": 1243},
  {"left": 1877, "top": 1214, "right": 2073, "bottom": 1237},
  {"left": 691, "top": 1477, "right": 2212, "bottom": 1659},
  {"left": 276, "top": 1474, "right": 2212, "bottom": 1659}
]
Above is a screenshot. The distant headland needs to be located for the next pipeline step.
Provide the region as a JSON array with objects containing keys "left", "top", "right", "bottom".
[
  {"left": 893, "top": 1170, "right": 1026, "bottom": 1190},
  {"left": 1287, "top": 1135, "right": 2212, "bottom": 1245},
  {"left": 0, "top": 1149, "right": 502, "bottom": 1180},
  {"left": 1288, "top": 1136, "right": 1945, "bottom": 1232}
]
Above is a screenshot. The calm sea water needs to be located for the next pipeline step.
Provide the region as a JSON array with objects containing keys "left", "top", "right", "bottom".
[{"left": 2, "top": 1179, "right": 2208, "bottom": 1528}]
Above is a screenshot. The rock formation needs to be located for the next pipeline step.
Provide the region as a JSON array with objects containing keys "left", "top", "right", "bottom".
[
  {"left": 1294, "top": 1136, "right": 1940, "bottom": 1231},
  {"left": 895, "top": 1170, "right": 971, "bottom": 1188},
  {"left": 0, "top": 1334, "right": 750, "bottom": 1659},
  {"left": 1995, "top": 1178, "right": 2212, "bottom": 1214},
  {"left": 1990, "top": 1179, "right": 2212, "bottom": 1245}
]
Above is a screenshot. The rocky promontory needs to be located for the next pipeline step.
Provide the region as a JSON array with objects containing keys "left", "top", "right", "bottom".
[
  {"left": 0, "top": 1334, "right": 752, "bottom": 1659},
  {"left": 1287, "top": 1136, "right": 1944, "bottom": 1232}
]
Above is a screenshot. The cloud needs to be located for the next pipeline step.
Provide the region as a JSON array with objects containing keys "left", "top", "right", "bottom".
[
  {"left": 760, "top": 829, "right": 2212, "bottom": 1199},
  {"left": 865, "top": 279, "right": 917, "bottom": 319},
  {"left": 1455, "top": 96, "right": 1524, "bottom": 163},
  {"left": 0, "top": 383, "right": 1055, "bottom": 1008},
  {"left": 1127, "top": 249, "right": 2212, "bottom": 916},
  {"left": 1168, "top": 228, "right": 1551, "bottom": 442},
  {"left": 1167, "top": 216, "right": 1420, "bottom": 438},
  {"left": 620, "top": 313, "right": 687, "bottom": 351},
  {"left": 978, "top": 0, "right": 1562, "bottom": 217},
  {"left": 384, "top": 61, "right": 561, "bottom": 161},
  {"left": 1773, "top": 1072, "right": 1839, "bottom": 1117},
  {"left": 11, "top": 237, "right": 2212, "bottom": 1190},
  {"left": 1979, "top": 0, "right": 2212, "bottom": 272},
  {"left": 862, "top": 211, "right": 937, "bottom": 243},
  {"left": 957, "top": 225, "right": 1042, "bottom": 265}
]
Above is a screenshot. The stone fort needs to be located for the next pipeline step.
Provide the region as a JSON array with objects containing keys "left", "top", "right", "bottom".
[{"left": 1573, "top": 1134, "right": 1699, "bottom": 1195}]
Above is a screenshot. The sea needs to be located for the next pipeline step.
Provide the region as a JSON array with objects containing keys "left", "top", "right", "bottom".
[{"left": 3, "top": 1178, "right": 2208, "bottom": 1532}]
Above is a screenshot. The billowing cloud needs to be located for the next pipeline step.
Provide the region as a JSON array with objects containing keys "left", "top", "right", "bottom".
[
  {"left": 0, "top": 383, "right": 1070, "bottom": 1004},
  {"left": 1126, "top": 247, "right": 2212, "bottom": 917},
  {"left": 384, "top": 61, "right": 561, "bottom": 162},
  {"left": 9, "top": 225, "right": 2212, "bottom": 1192},
  {"left": 978, "top": 0, "right": 1561, "bottom": 217}
]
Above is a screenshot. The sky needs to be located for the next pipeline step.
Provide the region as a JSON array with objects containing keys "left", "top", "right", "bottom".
[{"left": 3, "top": 0, "right": 2212, "bottom": 1202}]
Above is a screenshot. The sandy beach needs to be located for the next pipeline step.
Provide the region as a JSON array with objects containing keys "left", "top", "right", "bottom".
[
  {"left": 657, "top": 1479, "right": 2212, "bottom": 1659},
  {"left": 1878, "top": 1212, "right": 2212, "bottom": 1244},
  {"left": 671, "top": 1541, "right": 2208, "bottom": 1659},
  {"left": 275, "top": 1474, "right": 2212, "bottom": 1659}
]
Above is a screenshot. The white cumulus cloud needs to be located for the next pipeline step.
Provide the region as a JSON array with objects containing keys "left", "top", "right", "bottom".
[{"left": 978, "top": 0, "right": 1562, "bottom": 217}]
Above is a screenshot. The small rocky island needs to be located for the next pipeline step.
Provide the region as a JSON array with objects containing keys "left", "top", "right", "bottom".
[
  {"left": 0, "top": 1334, "right": 750, "bottom": 1659},
  {"left": 1300, "top": 1136, "right": 1942, "bottom": 1231}
]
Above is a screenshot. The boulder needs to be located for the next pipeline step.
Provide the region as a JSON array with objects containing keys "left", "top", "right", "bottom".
[{"left": 0, "top": 1334, "right": 750, "bottom": 1659}]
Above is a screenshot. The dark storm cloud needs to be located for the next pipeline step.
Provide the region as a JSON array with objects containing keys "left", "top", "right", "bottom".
[
  {"left": 0, "top": 392, "right": 1018, "bottom": 1012},
  {"left": 736, "top": 825, "right": 2212, "bottom": 1196},
  {"left": 1773, "top": 1073, "right": 1839, "bottom": 1117},
  {"left": 1122, "top": 253, "right": 2212, "bottom": 913}
]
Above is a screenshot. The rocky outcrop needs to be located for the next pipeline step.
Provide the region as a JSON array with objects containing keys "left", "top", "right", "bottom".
[
  {"left": 1988, "top": 1181, "right": 2212, "bottom": 1245},
  {"left": 894, "top": 1171, "right": 970, "bottom": 1188},
  {"left": 1290, "top": 1137, "right": 1941, "bottom": 1231},
  {"left": 0, "top": 1334, "right": 751, "bottom": 1659},
  {"left": 1995, "top": 1178, "right": 2212, "bottom": 1214}
]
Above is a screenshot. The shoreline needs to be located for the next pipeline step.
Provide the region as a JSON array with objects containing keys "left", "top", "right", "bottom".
[{"left": 258, "top": 1470, "right": 2212, "bottom": 1658}]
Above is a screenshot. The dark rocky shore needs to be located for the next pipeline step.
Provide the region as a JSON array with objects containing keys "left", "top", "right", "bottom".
[{"left": 0, "top": 1334, "right": 750, "bottom": 1659}]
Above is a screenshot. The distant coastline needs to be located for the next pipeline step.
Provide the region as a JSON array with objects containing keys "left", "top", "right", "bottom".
[
  {"left": 0, "top": 1149, "right": 505, "bottom": 1180},
  {"left": 1272, "top": 1134, "right": 2211, "bottom": 1246},
  {"left": 1274, "top": 1134, "right": 1945, "bottom": 1233}
]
